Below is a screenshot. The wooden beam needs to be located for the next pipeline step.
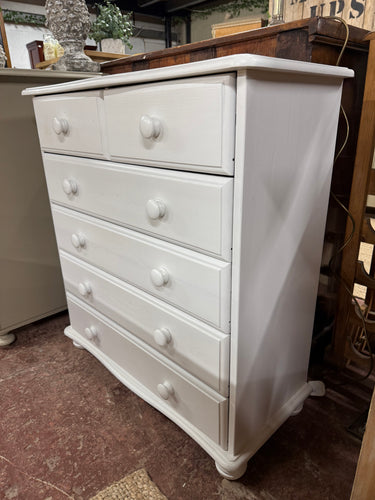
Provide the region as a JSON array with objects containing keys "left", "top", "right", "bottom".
[
  {"left": 166, "top": 0, "right": 212, "bottom": 12},
  {"left": 0, "top": 11, "right": 11, "bottom": 68}
]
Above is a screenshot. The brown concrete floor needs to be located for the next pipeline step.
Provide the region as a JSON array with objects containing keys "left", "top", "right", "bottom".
[{"left": 0, "top": 311, "right": 372, "bottom": 500}]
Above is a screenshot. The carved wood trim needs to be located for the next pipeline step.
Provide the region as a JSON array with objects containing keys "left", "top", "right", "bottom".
[
  {"left": 361, "top": 217, "right": 375, "bottom": 244},
  {"left": 355, "top": 260, "right": 375, "bottom": 288}
]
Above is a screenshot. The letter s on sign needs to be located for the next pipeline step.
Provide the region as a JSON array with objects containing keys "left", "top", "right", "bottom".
[{"left": 350, "top": 0, "right": 364, "bottom": 18}]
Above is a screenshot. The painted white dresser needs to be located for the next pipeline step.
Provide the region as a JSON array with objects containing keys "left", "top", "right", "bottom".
[{"left": 24, "top": 55, "right": 352, "bottom": 479}]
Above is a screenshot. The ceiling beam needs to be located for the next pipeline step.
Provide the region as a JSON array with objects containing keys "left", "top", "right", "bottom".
[
  {"left": 165, "top": 0, "right": 211, "bottom": 13},
  {"left": 137, "top": 0, "right": 164, "bottom": 7}
]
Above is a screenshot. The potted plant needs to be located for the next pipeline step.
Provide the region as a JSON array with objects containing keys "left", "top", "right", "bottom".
[{"left": 89, "top": 0, "right": 133, "bottom": 54}]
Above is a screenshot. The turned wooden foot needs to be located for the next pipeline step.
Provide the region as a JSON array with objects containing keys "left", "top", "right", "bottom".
[{"left": 215, "top": 460, "right": 248, "bottom": 480}]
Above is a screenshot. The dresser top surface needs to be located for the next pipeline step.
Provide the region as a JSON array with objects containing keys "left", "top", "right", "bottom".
[{"left": 23, "top": 53, "right": 353, "bottom": 97}]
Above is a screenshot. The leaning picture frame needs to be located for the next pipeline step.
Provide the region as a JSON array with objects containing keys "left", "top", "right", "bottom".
[{"left": 0, "top": 10, "right": 11, "bottom": 67}]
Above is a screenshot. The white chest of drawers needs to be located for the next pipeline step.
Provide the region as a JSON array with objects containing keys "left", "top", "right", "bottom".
[{"left": 24, "top": 55, "right": 352, "bottom": 479}]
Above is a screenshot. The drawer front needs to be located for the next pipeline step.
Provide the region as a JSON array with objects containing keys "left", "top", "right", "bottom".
[
  {"left": 60, "top": 252, "right": 229, "bottom": 394},
  {"left": 52, "top": 206, "right": 231, "bottom": 331},
  {"left": 66, "top": 295, "right": 228, "bottom": 447},
  {"left": 43, "top": 154, "right": 233, "bottom": 260},
  {"left": 33, "top": 91, "right": 104, "bottom": 157},
  {"left": 104, "top": 75, "right": 236, "bottom": 175}
]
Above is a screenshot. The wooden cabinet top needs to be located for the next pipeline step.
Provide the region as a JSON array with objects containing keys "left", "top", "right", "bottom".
[{"left": 101, "top": 16, "right": 370, "bottom": 75}]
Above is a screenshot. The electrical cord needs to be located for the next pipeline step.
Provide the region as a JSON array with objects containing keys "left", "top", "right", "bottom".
[{"left": 323, "top": 16, "right": 374, "bottom": 384}]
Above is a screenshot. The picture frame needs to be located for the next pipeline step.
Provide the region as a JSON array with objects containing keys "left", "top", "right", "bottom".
[{"left": 0, "top": 10, "right": 12, "bottom": 67}]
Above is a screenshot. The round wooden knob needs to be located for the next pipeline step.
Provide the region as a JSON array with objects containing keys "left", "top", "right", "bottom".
[
  {"left": 139, "top": 115, "right": 161, "bottom": 139},
  {"left": 84, "top": 326, "right": 97, "bottom": 341},
  {"left": 146, "top": 199, "right": 166, "bottom": 220},
  {"left": 52, "top": 117, "right": 69, "bottom": 135},
  {"left": 157, "top": 381, "right": 174, "bottom": 400},
  {"left": 78, "top": 282, "right": 91, "bottom": 297},
  {"left": 153, "top": 328, "right": 172, "bottom": 347},
  {"left": 71, "top": 232, "right": 86, "bottom": 249},
  {"left": 62, "top": 178, "right": 78, "bottom": 195},
  {"left": 150, "top": 267, "right": 169, "bottom": 287}
]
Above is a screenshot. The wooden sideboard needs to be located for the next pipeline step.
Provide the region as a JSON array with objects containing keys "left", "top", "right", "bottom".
[
  {"left": 101, "top": 16, "right": 371, "bottom": 362},
  {"left": 101, "top": 17, "right": 369, "bottom": 74}
]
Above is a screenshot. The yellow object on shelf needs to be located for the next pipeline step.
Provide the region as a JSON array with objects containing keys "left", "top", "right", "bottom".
[
  {"left": 43, "top": 35, "right": 65, "bottom": 60},
  {"left": 55, "top": 43, "right": 64, "bottom": 58},
  {"left": 43, "top": 35, "right": 56, "bottom": 61}
]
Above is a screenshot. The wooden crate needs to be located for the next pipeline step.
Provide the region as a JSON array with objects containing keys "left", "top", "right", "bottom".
[
  {"left": 278, "top": 0, "right": 375, "bottom": 30},
  {"left": 212, "top": 18, "right": 265, "bottom": 38}
]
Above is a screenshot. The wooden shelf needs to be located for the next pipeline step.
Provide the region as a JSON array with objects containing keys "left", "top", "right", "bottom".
[{"left": 36, "top": 50, "right": 128, "bottom": 70}]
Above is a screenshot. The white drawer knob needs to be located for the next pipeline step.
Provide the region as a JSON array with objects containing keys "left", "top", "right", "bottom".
[
  {"left": 78, "top": 282, "right": 92, "bottom": 297},
  {"left": 52, "top": 117, "right": 69, "bottom": 135},
  {"left": 71, "top": 232, "right": 86, "bottom": 249},
  {"left": 84, "top": 326, "right": 97, "bottom": 341},
  {"left": 150, "top": 267, "right": 169, "bottom": 287},
  {"left": 157, "top": 381, "right": 174, "bottom": 400},
  {"left": 154, "top": 327, "right": 172, "bottom": 347},
  {"left": 139, "top": 115, "right": 161, "bottom": 139},
  {"left": 146, "top": 199, "right": 166, "bottom": 220},
  {"left": 62, "top": 178, "right": 78, "bottom": 196}
]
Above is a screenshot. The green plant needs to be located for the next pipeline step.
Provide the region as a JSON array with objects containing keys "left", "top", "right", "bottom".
[
  {"left": 171, "top": 0, "right": 268, "bottom": 26},
  {"left": 188, "top": 0, "right": 268, "bottom": 19},
  {"left": 1, "top": 9, "right": 46, "bottom": 26},
  {"left": 89, "top": 0, "right": 133, "bottom": 48}
]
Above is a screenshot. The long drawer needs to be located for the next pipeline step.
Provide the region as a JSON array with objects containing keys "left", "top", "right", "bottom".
[
  {"left": 43, "top": 154, "right": 233, "bottom": 260},
  {"left": 52, "top": 205, "right": 231, "bottom": 331},
  {"left": 66, "top": 295, "right": 228, "bottom": 447},
  {"left": 60, "top": 252, "right": 229, "bottom": 394},
  {"left": 33, "top": 91, "right": 105, "bottom": 158},
  {"left": 104, "top": 74, "right": 236, "bottom": 175}
]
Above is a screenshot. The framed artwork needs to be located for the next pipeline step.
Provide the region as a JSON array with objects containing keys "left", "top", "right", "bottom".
[{"left": 0, "top": 10, "right": 11, "bottom": 67}]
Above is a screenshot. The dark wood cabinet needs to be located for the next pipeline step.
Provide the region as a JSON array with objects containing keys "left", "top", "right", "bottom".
[{"left": 26, "top": 40, "right": 44, "bottom": 69}]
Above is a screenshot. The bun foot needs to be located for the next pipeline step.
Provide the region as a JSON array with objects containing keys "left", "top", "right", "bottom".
[
  {"left": 0, "top": 332, "right": 16, "bottom": 347},
  {"left": 215, "top": 460, "right": 247, "bottom": 480}
]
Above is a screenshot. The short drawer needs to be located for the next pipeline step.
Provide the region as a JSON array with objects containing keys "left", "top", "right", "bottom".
[
  {"left": 33, "top": 91, "right": 104, "bottom": 157},
  {"left": 43, "top": 154, "right": 233, "bottom": 260},
  {"left": 66, "top": 295, "right": 228, "bottom": 447},
  {"left": 52, "top": 206, "right": 231, "bottom": 332},
  {"left": 104, "top": 74, "right": 236, "bottom": 175},
  {"left": 60, "top": 252, "right": 229, "bottom": 395}
]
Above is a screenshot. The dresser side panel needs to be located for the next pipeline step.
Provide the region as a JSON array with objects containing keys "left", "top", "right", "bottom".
[{"left": 229, "top": 70, "right": 344, "bottom": 455}]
